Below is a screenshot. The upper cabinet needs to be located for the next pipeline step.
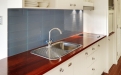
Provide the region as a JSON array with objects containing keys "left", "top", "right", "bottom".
[
  {"left": 49, "top": 0, "right": 83, "bottom": 9},
  {"left": 108, "top": 11, "right": 114, "bottom": 34},
  {"left": 83, "top": 0, "right": 94, "bottom": 6},
  {"left": 7, "top": 0, "right": 94, "bottom": 10}
]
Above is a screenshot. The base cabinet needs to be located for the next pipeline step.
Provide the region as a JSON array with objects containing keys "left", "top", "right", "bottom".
[
  {"left": 117, "top": 27, "right": 121, "bottom": 60},
  {"left": 44, "top": 37, "right": 107, "bottom": 75},
  {"left": 43, "top": 65, "right": 60, "bottom": 75},
  {"left": 73, "top": 50, "right": 87, "bottom": 75},
  {"left": 105, "top": 34, "right": 114, "bottom": 73},
  {"left": 43, "top": 58, "right": 74, "bottom": 75}
]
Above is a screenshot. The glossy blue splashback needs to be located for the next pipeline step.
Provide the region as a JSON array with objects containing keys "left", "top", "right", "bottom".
[{"left": 8, "top": 9, "right": 83, "bottom": 56}]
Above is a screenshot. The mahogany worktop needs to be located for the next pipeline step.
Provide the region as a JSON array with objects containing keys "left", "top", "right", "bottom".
[{"left": 7, "top": 33, "right": 106, "bottom": 75}]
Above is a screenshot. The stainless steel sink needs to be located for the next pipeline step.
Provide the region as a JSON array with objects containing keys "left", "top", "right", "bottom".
[
  {"left": 51, "top": 41, "right": 81, "bottom": 52},
  {"left": 31, "top": 41, "right": 82, "bottom": 60}
]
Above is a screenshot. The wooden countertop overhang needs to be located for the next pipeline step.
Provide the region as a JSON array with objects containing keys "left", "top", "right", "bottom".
[{"left": 8, "top": 33, "right": 106, "bottom": 75}]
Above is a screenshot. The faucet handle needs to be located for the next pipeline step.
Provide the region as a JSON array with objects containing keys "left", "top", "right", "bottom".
[{"left": 46, "top": 39, "right": 53, "bottom": 44}]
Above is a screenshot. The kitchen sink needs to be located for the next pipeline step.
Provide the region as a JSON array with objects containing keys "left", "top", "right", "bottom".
[
  {"left": 31, "top": 41, "right": 82, "bottom": 60},
  {"left": 51, "top": 41, "right": 81, "bottom": 51}
]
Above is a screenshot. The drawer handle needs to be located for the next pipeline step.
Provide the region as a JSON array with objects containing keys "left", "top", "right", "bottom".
[
  {"left": 60, "top": 68, "right": 64, "bottom": 72},
  {"left": 68, "top": 63, "right": 72, "bottom": 67},
  {"left": 92, "top": 48, "right": 95, "bottom": 50},
  {"left": 70, "top": 4, "right": 73, "bottom": 6},
  {"left": 97, "top": 36, "right": 100, "bottom": 38},
  {"left": 85, "top": 52, "right": 88, "bottom": 55},
  {"left": 74, "top": 4, "right": 76, "bottom": 6},
  {"left": 108, "top": 39, "right": 110, "bottom": 41},
  {"left": 92, "top": 57, "right": 95, "bottom": 60},
  {"left": 92, "top": 68, "right": 95, "bottom": 71},
  {"left": 98, "top": 45, "right": 100, "bottom": 47}
]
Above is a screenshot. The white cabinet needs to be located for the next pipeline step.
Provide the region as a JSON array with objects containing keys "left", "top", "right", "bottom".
[
  {"left": 44, "top": 38, "right": 107, "bottom": 75},
  {"left": 85, "top": 40, "right": 106, "bottom": 75},
  {"left": 116, "top": 27, "right": 121, "bottom": 60},
  {"left": 60, "top": 59, "right": 73, "bottom": 75},
  {"left": 73, "top": 50, "right": 87, "bottom": 75},
  {"left": 7, "top": 0, "right": 95, "bottom": 9},
  {"left": 108, "top": 11, "right": 114, "bottom": 34},
  {"left": 83, "top": 0, "right": 94, "bottom": 6},
  {"left": 7, "top": 0, "right": 83, "bottom": 9},
  {"left": 43, "top": 65, "right": 60, "bottom": 75},
  {"left": 108, "top": 35, "right": 114, "bottom": 68},
  {"left": 104, "top": 34, "right": 114, "bottom": 73},
  {"left": 74, "top": 39, "right": 106, "bottom": 75},
  {"left": 95, "top": 37, "right": 107, "bottom": 75},
  {"left": 50, "top": 0, "right": 83, "bottom": 9},
  {"left": 43, "top": 58, "right": 74, "bottom": 75}
]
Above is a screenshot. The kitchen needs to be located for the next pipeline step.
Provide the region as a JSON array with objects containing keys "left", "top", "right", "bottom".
[{"left": 0, "top": 0, "right": 120, "bottom": 75}]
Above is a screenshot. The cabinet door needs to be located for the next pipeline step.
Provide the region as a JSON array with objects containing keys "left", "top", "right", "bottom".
[
  {"left": 97, "top": 38, "right": 107, "bottom": 73},
  {"left": 83, "top": 0, "right": 94, "bottom": 6},
  {"left": 56, "top": 0, "right": 72, "bottom": 9},
  {"left": 43, "top": 65, "right": 61, "bottom": 75},
  {"left": 92, "top": 38, "right": 108, "bottom": 75},
  {"left": 60, "top": 58, "right": 74, "bottom": 75},
  {"left": 71, "top": 0, "right": 83, "bottom": 9},
  {"left": 117, "top": 27, "right": 121, "bottom": 60},
  {"left": 108, "top": 35, "right": 114, "bottom": 69},
  {"left": 108, "top": 13, "right": 113, "bottom": 34},
  {"left": 73, "top": 51, "right": 87, "bottom": 75},
  {"left": 85, "top": 65, "right": 95, "bottom": 75},
  {"left": 56, "top": 0, "right": 83, "bottom": 9}
]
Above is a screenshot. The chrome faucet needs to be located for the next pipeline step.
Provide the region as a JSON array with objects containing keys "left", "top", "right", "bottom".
[{"left": 48, "top": 28, "right": 62, "bottom": 48}]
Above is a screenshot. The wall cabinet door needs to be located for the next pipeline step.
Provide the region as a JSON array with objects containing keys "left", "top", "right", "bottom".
[
  {"left": 108, "top": 13, "right": 114, "bottom": 34},
  {"left": 56, "top": 0, "right": 72, "bottom": 9},
  {"left": 71, "top": 0, "right": 83, "bottom": 9},
  {"left": 54, "top": 0, "right": 83, "bottom": 9},
  {"left": 83, "top": 0, "right": 94, "bottom": 6}
]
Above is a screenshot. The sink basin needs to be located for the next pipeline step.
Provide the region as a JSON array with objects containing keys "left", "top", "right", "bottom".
[
  {"left": 51, "top": 41, "right": 81, "bottom": 51},
  {"left": 31, "top": 41, "right": 82, "bottom": 60},
  {"left": 31, "top": 47, "right": 67, "bottom": 60}
]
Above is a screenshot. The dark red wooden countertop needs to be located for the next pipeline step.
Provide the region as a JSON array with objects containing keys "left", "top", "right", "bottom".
[{"left": 7, "top": 33, "right": 106, "bottom": 75}]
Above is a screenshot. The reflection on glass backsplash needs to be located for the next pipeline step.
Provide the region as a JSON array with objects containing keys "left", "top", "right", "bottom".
[{"left": 8, "top": 9, "right": 83, "bottom": 56}]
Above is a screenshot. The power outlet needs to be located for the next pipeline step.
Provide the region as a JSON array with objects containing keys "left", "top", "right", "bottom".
[{"left": 0, "top": 16, "right": 2, "bottom": 25}]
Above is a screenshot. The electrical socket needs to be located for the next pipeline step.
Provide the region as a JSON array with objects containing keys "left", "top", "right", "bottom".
[{"left": 0, "top": 16, "right": 2, "bottom": 25}]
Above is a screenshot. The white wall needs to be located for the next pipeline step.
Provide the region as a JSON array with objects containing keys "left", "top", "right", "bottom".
[
  {"left": 7, "top": 0, "right": 23, "bottom": 8},
  {"left": 83, "top": 0, "right": 108, "bottom": 35},
  {"left": 0, "top": 0, "right": 7, "bottom": 75},
  {"left": 0, "top": 0, "right": 7, "bottom": 60}
]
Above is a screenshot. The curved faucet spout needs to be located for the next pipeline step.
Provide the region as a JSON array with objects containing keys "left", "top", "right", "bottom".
[{"left": 48, "top": 28, "right": 62, "bottom": 47}]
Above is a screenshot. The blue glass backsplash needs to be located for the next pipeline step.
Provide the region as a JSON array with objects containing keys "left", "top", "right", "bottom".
[{"left": 8, "top": 9, "right": 83, "bottom": 56}]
